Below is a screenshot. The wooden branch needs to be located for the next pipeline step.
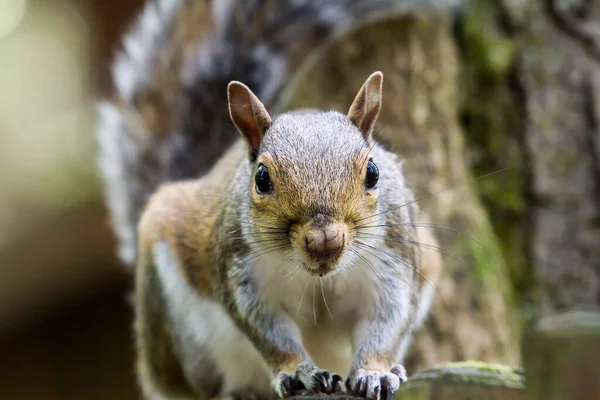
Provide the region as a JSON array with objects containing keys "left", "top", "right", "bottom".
[
  {"left": 287, "top": 362, "right": 524, "bottom": 399},
  {"left": 396, "top": 361, "right": 524, "bottom": 400},
  {"left": 523, "top": 311, "right": 600, "bottom": 400}
]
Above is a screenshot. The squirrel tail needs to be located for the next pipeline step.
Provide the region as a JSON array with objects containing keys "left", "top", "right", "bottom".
[{"left": 97, "top": 0, "right": 452, "bottom": 267}]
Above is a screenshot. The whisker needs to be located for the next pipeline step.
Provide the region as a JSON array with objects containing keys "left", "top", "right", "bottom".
[
  {"left": 352, "top": 243, "right": 434, "bottom": 318},
  {"left": 243, "top": 237, "right": 289, "bottom": 247},
  {"left": 167, "top": 208, "right": 287, "bottom": 232},
  {"left": 227, "top": 244, "right": 289, "bottom": 280},
  {"left": 354, "top": 232, "right": 466, "bottom": 266},
  {"left": 281, "top": 262, "right": 299, "bottom": 278},
  {"left": 352, "top": 220, "right": 452, "bottom": 231},
  {"left": 285, "top": 264, "right": 303, "bottom": 285},
  {"left": 186, "top": 194, "right": 294, "bottom": 225},
  {"left": 297, "top": 276, "right": 311, "bottom": 316},
  {"left": 351, "top": 243, "right": 409, "bottom": 287},
  {"left": 354, "top": 222, "right": 497, "bottom": 267},
  {"left": 355, "top": 239, "right": 417, "bottom": 282},
  {"left": 242, "top": 231, "right": 289, "bottom": 237},
  {"left": 320, "top": 279, "right": 333, "bottom": 321},
  {"left": 347, "top": 247, "right": 386, "bottom": 289},
  {"left": 354, "top": 240, "right": 447, "bottom": 308},
  {"left": 354, "top": 166, "right": 516, "bottom": 225},
  {"left": 312, "top": 278, "right": 317, "bottom": 325}
]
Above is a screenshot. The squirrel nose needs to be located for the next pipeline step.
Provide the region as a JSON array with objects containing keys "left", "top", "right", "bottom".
[{"left": 304, "top": 224, "right": 345, "bottom": 263}]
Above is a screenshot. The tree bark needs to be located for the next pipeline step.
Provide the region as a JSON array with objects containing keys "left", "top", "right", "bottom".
[
  {"left": 280, "top": 14, "right": 521, "bottom": 372},
  {"left": 517, "top": 0, "right": 600, "bottom": 316},
  {"left": 457, "top": 0, "right": 600, "bottom": 318}
]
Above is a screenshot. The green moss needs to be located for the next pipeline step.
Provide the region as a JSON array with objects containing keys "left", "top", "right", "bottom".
[
  {"left": 463, "top": 12, "right": 515, "bottom": 79},
  {"left": 448, "top": 219, "right": 517, "bottom": 308},
  {"left": 401, "top": 361, "right": 525, "bottom": 390},
  {"left": 454, "top": 0, "right": 533, "bottom": 311}
]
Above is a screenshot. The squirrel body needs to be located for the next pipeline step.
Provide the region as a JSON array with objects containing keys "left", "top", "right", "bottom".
[
  {"left": 136, "top": 115, "right": 441, "bottom": 399},
  {"left": 98, "top": 0, "right": 448, "bottom": 399}
]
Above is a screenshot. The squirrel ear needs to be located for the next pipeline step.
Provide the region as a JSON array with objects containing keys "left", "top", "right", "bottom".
[
  {"left": 227, "top": 81, "right": 272, "bottom": 158},
  {"left": 347, "top": 71, "right": 383, "bottom": 141}
]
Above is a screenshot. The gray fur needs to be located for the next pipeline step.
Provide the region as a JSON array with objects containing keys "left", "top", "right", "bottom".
[
  {"left": 207, "top": 104, "right": 429, "bottom": 397},
  {"left": 97, "top": 0, "right": 459, "bottom": 267},
  {"left": 99, "top": 0, "right": 448, "bottom": 398}
]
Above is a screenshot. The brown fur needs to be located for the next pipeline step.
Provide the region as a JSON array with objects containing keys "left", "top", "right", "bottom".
[
  {"left": 134, "top": 141, "right": 247, "bottom": 398},
  {"left": 138, "top": 140, "right": 246, "bottom": 294},
  {"left": 131, "top": 71, "right": 443, "bottom": 398},
  {"left": 100, "top": 2, "right": 449, "bottom": 397}
]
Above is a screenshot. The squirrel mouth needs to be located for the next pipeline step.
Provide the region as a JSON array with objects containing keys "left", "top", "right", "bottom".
[
  {"left": 299, "top": 261, "right": 337, "bottom": 277},
  {"left": 316, "top": 263, "right": 334, "bottom": 277}
]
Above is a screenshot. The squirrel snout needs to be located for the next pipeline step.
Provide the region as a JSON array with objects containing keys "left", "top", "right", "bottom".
[{"left": 304, "top": 224, "right": 345, "bottom": 264}]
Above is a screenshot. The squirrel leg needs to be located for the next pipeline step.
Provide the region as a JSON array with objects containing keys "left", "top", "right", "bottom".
[
  {"left": 345, "top": 284, "right": 412, "bottom": 400},
  {"left": 148, "top": 241, "right": 273, "bottom": 399},
  {"left": 135, "top": 249, "right": 201, "bottom": 399},
  {"left": 223, "top": 261, "right": 342, "bottom": 398},
  {"left": 346, "top": 340, "right": 408, "bottom": 400}
]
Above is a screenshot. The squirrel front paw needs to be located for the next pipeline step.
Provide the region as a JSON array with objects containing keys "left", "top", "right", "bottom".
[
  {"left": 272, "top": 362, "right": 343, "bottom": 398},
  {"left": 346, "top": 365, "right": 407, "bottom": 400}
]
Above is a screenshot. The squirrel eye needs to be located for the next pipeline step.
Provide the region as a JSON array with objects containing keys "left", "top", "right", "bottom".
[
  {"left": 255, "top": 163, "right": 272, "bottom": 194},
  {"left": 365, "top": 160, "right": 379, "bottom": 189}
]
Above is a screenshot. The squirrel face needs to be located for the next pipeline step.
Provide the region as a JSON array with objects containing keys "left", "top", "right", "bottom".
[
  {"left": 228, "top": 72, "right": 384, "bottom": 276},
  {"left": 250, "top": 112, "right": 380, "bottom": 275}
]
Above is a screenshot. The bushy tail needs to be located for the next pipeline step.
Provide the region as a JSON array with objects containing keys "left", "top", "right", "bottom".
[{"left": 97, "top": 0, "right": 451, "bottom": 267}]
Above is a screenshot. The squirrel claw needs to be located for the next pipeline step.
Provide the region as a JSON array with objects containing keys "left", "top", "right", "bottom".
[
  {"left": 312, "top": 369, "right": 344, "bottom": 394},
  {"left": 272, "top": 362, "right": 343, "bottom": 398},
  {"left": 296, "top": 362, "right": 343, "bottom": 394},
  {"left": 347, "top": 364, "right": 406, "bottom": 400},
  {"left": 272, "top": 372, "right": 303, "bottom": 398}
]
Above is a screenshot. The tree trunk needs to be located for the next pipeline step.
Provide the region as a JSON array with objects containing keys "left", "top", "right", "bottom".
[
  {"left": 280, "top": 14, "right": 521, "bottom": 372},
  {"left": 518, "top": 0, "right": 600, "bottom": 316},
  {"left": 457, "top": 0, "right": 600, "bottom": 318}
]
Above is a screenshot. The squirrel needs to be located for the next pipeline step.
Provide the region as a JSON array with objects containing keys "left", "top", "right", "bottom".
[{"left": 97, "top": 0, "right": 446, "bottom": 399}]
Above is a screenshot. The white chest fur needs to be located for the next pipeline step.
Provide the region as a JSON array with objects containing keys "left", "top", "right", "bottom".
[
  {"left": 253, "top": 242, "right": 403, "bottom": 374},
  {"left": 154, "top": 236, "right": 416, "bottom": 387}
]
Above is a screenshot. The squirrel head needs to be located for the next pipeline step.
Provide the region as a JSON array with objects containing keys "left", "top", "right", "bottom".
[{"left": 228, "top": 72, "right": 384, "bottom": 277}]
